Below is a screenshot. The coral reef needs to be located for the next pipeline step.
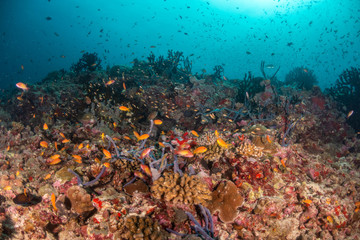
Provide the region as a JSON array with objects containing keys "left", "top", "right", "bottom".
[
  {"left": 0, "top": 53, "right": 359, "bottom": 239},
  {"left": 151, "top": 172, "right": 211, "bottom": 205}
]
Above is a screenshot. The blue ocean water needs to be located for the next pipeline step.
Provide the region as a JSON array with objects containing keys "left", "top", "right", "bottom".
[{"left": 0, "top": 0, "right": 359, "bottom": 90}]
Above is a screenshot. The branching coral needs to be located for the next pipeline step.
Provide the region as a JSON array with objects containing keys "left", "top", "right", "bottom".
[
  {"left": 236, "top": 140, "right": 263, "bottom": 158},
  {"left": 327, "top": 67, "right": 360, "bottom": 131},
  {"left": 151, "top": 172, "right": 211, "bottom": 205},
  {"left": 70, "top": 52, "right": 102, "bottom": 73},
  {"left": 285, "top": 66, "right": 317, "bottom": 90}
]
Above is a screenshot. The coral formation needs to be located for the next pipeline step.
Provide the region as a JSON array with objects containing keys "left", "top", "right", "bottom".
[
  {"left": 66, "top": 186, "right": 94, "bottom": 215},
  {"left": 327, "top": 67, "right": 360, "bottom": 131},
  {"left": 285, "top": 66, "right": 318, "bottom": 90},
  {"left": 207, "top": 180, "right": 243, "bottom": 223},
  {"left": 151, "top": 172, "right": 211, "bottom": 205},
  {"left": 115, "top": 215, "right": 165, "bottom": 240},
  {"left": 236, "top": 140, "right": 264, "bottom": 158}
]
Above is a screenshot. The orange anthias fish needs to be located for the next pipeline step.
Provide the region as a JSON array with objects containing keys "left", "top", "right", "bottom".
[
  {"left": 133, "top": 131, "right": 140, "bottom": 139},
  {"left": 154, "top": 119, "right": 163, "bottom": 125},
  {"left": 193, "top": 146, "right": 207, "bottom": 154},
  {"left": 48, "top": 156, "right": 61, "bottom": 165},
  {"left": 140, "top": 148, "right": 151, "bottom": 159},
  {"left": 217, "top": 138, "right": 228, "bottom": 148},
  {"left": 134, "top": 171, "right": 146, "bottom": 180},
  {"left": 123, "top": 82, "right": 126, "bottom": 90},
  {"left": 43, "top": 123, "right": 49, "bottom": 130},
  {"left": 105, "top": 80, "right": 115, "bottom": 86},
  {"left": 303, "top": 199, "right": 312, "bottom": 205},
  {"left": 103, "top": 162, "right": 111, "bottom": 168},
  {"left": 16, "top": 82, "right": 29, "bottom": 91},
  {"left": 266, "top": 135, "right": 272, "bottom": 144},
  {"left": 137, "top": 134, "right": 150, "bottom": 141},
  {"left": 119, "top": 106, "right": 130, "bottom": 111},
  {"left": 347, "top": 110, "right": 354, "bottom": 119},
  {"left": 140, "top": 164, "right": 152, "bottom": 177},
  {"left": 72, "top": 155, "right": 82, "bottom": 163},
  {"left": 175, "top": 149, "right": 194, "bottom": 158},
  {"left": 40, "top": 141, "right": 48, "bottom": 148},
  {"left": 51, "top": 193, "right": 57, "bottom": 211},
  {"left": 103, "top": 149, "right": 112, "bottom": 159},
  {"left": 191, "top": 130, "right": 199, "bottom": 137}
]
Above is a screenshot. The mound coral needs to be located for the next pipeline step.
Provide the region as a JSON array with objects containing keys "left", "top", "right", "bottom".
[
  {"left": 66, "top": 185, "right": 94, "bottom": 215},
  {"left": 206, "top": 180, "right": 243, "bottom": 223},
  {"left": 151, "top": 172, "right": 211, "bottom": 205}
]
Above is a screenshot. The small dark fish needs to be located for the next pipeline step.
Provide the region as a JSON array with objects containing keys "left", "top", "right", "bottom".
[
  {"left": 45, "top": 16, "right": 52, "bottom": 21},
  {"left": 246, "top": 51, "right": 251, "bottom": 55},
  {"left": 287, "top": 42, "right": 293, "bottom": 46},
  {"left": 54, "top": 32, "right": 60, "bottom": 37},
  {"left": 13, "top": 193, "right": 42, "bottom": 207}
]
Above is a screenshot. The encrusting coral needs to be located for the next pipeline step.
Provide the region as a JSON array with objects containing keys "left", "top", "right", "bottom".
[
  {"left": 206, "top": 180, "right": 243, "bottom": 223},
  {"left": 151, "top": 172, "right": 211, "bottom": 205},
  {"left": 66, "top": 185, "right": 94, "bottom": 215}
]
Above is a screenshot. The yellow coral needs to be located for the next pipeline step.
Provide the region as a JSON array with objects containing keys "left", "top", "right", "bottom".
[{"left": 151, "top": 172, "right": 211, "bottom": 205}]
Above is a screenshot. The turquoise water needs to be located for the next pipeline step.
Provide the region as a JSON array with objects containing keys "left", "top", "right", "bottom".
[{"left": 0, "top": 0, "right": 359, "bottom": 89}]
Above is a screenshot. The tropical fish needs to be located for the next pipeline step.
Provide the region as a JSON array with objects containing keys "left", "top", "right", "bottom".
[
  {"left": 191, "top": 130, "right": 199, "bottom": 137},
  {"left": 217, "top": 138, "right": 228, "bottom": 148},
  {"left": 72, "top": 155, "right": 82, "bottom": 163},
  {"left": 347, "top": 110, "right": 354, "bottom": 119},
  {"left": 43, "top": 173, "right": 52, "bottom": 180},
  {"left": 193, "top": 146, "right": 207, "bottom": 154},
  {"left": 16, "top": 82, "right": 29, "bottom": 91},
  {"left": 303, "top": 199, "right": 312, "bottom": 205},
  {"left": 140, "top": 164, "right": 152, "bottom": 177},
  {"left": 134, "top": 171, "right": 146, "bottom": 180},
  {"left": 133, "top": 131, "right": 140, "bottom": 139},
  {"left": 266, "top": 135, "right": 272, "bottom": 144},
  {"left": 62, "top": 139, "right": 70, "bottom": 143},
  {"left": 103, "top": 162, "right": 110, "bottom": 168},
  {"left": 140, "top": 148, "right": 151, "bottom": 159},
  {"left": 137, "top": 134, "right": 150, "bottom": 141},
  {"left": 51, "top": 193, "right": 57, "bottom": 211},
  {"left": 43, "top": 123, "right": 48, "bottom": 130},
  {"left": 119, "top": 106, "right": 130, "bottom": 111},
  {"left": 48, "top": 157, "right": 61, "bottom": 165},
  {"left": 124, "top": 136, "right": 131, "bottom": 140},
  {"left": 123, "top": 82, "right": 126, "bottom": 90},
  {"left": 3, "top": 186, "right": 11, "bottom": 190},
  {"left": 40, "top": 141, "right": 48, "bottom": 148},
  {"left": 327, "top": 215, "right": 333, "bottom": 224},
  {"left": 159, "top": 142, "right": 165, "bottom": 148},
  {"left": 154, "top": 119, "right": 163, "bottom": 125},
  {"left": 78, "top": 143, "right": 84, "bottom": 149},
  {"left": 105, "top": 80, "right": 115, "bottom": 86},
  {"left": 21, "top": 64, "right": 24, "bottom": 70},
  {"left": 59, "top": 132, "right": 66, "bottom": 138},
  {"left": 175, "top": 149, "right": 194, "bottom": 158},
  {"left": 103, "top": 149, "right": 112, "bottom": 159}
]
